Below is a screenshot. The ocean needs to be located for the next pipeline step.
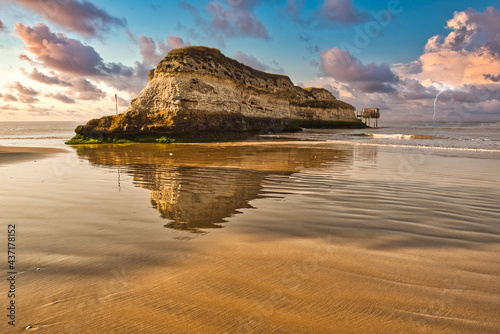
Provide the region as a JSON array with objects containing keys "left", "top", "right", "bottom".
[
  {"left": 1, "top": 120, "right": 500, "bottom": 152},
  {"left": 1, "top": 120, "right": 499, "bottom": 333},
  {"left": 266, "top": 121, "right": 500, "bottom": 152}
]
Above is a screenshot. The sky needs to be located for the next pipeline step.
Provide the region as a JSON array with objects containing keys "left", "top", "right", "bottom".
[{"left": 0, "top": 0, "right": 499, "bottom": 122}]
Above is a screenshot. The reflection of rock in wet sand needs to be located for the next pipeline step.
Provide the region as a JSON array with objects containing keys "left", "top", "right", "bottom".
[
  {"left": 77, "top": 142, "right": 359, "bottom": 232},
  {"left": 139, "top": 166, "right": 265, "bottom": 232}
]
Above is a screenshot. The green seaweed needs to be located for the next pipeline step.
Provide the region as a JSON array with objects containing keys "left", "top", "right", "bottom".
[
  {"left": 65, "top": 134, "right": 134, "bottom": 145},
  {"left": 65, "top": 134, "right": 102, "bottom": 145},
  {"left": 155, "top": 136, "right": 176, "bottom": 144},
  {"left": 65, "top": 132, "right": 249, "bottom": 145}
]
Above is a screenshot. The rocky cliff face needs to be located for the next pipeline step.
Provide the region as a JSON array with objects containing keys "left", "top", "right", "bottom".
[{"left": 75, "top": 46, "right": 360, "bottom": 139}]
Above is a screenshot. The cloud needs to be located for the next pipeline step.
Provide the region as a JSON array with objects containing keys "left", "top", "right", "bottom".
[
  {"left": 18, "top": 53, "right": 37, "bottom": 65},
  {"left": 284, "top": 0, "right": 305, "bottom": 25},
  {"left": 284, "top": 0, "right": 369, "bottom": 27},
  {"left": 25, "top": 104, "right": 54, "bottom": 116},
  {"left": 180, "top": 0, "right": 269, "bottom": 44},
  {"left": 70, "top": 78, "right": 106, "bottom": 100},
  {"left": 317, "top": 0, "right": 368, "bottom": 24},
  {"left": 424, "top": 7, "right": 500, "bottom": 55},
  {"left": 233, "top": 51, "right": 284, "bottom": 73},
  {"left": 180, "top": 0, "right": 199, "bottom": 16},
  {"left": 138, "top": 35, "right": 190, "bottom": 67},
  {"left": 417, "top": 48, "right": 500, "bottom": 86},
  {"left": 298, "top": 33, "right": 319, "bottom": 53},
  {"left": 295, "top": 76, "right": 356, "bottom": 100},
  {"left": 5, "top": 82, "right": 38, "bottom": 96},
  {"left": 16, "top": 95, "right": 38, "bottom": 103},
  {"left": 208, "top": 1, "right": 269, "bottom": 40},
  {"left": 14, "top": 23, "right": 132, "bottom": 76},
  {"left": 115, "top": 96, "right": 130, "bottom": 107},
  {"left": 440, "top": 84, "right": 500, "bottom": 104},
  {"left": 4, "top": 0, "right": 126, "bottom": 38},
  {"left": 397, "top": 78, "right": 437, "bottom": 101},
  {"left": 46, "top": 92, "right": 76, "bottom": 104},
  {"left": 484, "top": 74, "right": 500, "bottom": 82},
  {"left": 0, "top": 19, "right": 6, "bottom": 32},
  {"left": 179, "top": 1, "right": 224, "bottom": 46},
  {"left": 21, "top": 68, "right": 72, "bottom": 86},
  {"left": 0, "top": 104, "right": 20, "bottom": 111},
  {"left": 139, "top": 36, "right": 170, "bottom": 67},
  {"left": 20, "top": 67, "right": 107, "bottom": 101},
  {"left": 15, "top": 23, "right": 148, "bottom": 96},
  {"left": 234, "top": 51, "right": 268, "bottom": 71},
  {"left": 321, "top": 84, "right": 339, "bottom": 98},
  {"left": 167, "top": 35, "right": 188, "bottom": 49},
  {"left": 412, "top": 7, "right": 500, "bottom": 87},
  {"left": 126, "top": 30, "right": 137, "bottom": 43},
  {"left": 392, "top": 61, "right": 422, "bottom": 76},
  {"left": 101, "top": 60, "right": 150, "bottom": 96},
  {"left": 0, "top": 93, "right": 18, "bottom": 102},
  {"left": 320, "top": 47, "right": 399, "bottom": 92}
]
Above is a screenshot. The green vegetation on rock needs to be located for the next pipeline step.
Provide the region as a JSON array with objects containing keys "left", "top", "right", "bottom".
[
  {"left": 156, "top": 136, "right": 175, "bottom": 144},
  {"left": 65, "top": 134, "right": 134, "bottom": 145},
  {"left": 65, "top": 134, "right": 102, "bottom": 145}
]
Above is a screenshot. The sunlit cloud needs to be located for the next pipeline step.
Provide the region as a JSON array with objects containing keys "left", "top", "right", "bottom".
[
  {"left": 14, "top": 23, "right": 150, "bottom": 97},
  {"left": 404, "top": 7, "right": 500, "bottom": 88},
  {"left": 2, "top": 0, "right": 126, "bottom": 38},
  {"left": 137, "top": 34, "right": 190, "bottom": 67}
]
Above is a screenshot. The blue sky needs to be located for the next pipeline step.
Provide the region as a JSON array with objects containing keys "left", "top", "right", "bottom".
[{"left": 0, "top": 0, "right": 499, "bottom": 121}]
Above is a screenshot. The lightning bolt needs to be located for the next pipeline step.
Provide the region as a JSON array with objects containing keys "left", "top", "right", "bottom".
[{"left": 433, "top": 89, "right": 447, "bottom": 121}]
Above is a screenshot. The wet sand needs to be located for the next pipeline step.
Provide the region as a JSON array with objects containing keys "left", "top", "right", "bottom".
[
  {"left": 1, "top": 142, "right": 499, "bottom": 333},
  {"left": 0, "top": 146, "right": 68, "bottom": 165}
]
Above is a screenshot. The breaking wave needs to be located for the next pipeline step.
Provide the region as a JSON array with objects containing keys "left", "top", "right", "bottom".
[
  {"left": 365, "top": 133, "right": 437, "bottom": 140},
  {"left": 326, "top": 140, "right": 500, "bottom": 153}
]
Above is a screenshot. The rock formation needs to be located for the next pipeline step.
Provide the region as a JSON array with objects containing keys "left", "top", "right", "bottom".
[{"left": 74, "top": 46, "right": 361, "bottom": 141}]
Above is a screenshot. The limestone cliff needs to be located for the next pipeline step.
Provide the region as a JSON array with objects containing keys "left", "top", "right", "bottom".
[{"left": 74, "top": 46, "right": 361, "bottom": 140}]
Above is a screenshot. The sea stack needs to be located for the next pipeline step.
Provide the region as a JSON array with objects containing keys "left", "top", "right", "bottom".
[{"left": 73, "top": 46, "right": 362, "bottom": 142}]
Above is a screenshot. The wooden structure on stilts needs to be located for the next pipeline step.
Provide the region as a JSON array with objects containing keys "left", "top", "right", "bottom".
[{"left": 356, "top": 108, "right": 380, "bottom": 127}]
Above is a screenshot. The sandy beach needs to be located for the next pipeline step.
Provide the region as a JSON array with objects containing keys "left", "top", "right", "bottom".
[{"left": 1, "top": 141, "right": 499, "bottom": 333}]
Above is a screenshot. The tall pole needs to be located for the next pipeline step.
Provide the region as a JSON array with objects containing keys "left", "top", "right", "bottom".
[{"left": 115, "top": 93, "right": 118, "bottom": 115}]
